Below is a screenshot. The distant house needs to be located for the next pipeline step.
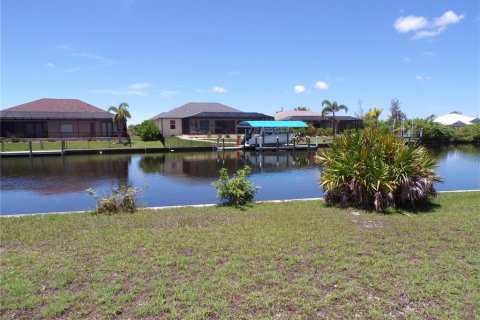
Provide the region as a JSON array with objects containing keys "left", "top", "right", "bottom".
[
  {"left": 0, "top": 98, "right": 114, "bottom": 138},
  {"left": 434, "top": 111, "right": 479, "bottom": 128},
  {"left": 151, "top": 102, "right": 273, "bottom": 136},
  {"left": 274, "top": 110, "right": 362, "bottom": 132}
]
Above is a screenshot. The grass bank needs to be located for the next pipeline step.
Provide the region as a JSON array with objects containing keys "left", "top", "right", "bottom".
[
  {"left": 1, "top": 192, "right": 479, "bottom": 319},
  {"left": 0, "top": 136, "right": 213, "bottom": 152}
]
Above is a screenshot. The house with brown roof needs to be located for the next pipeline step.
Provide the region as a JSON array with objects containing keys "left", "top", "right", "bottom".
[
  {"left": 151, "top": 102, "right": 273, "bottom": 136},
  {"left": 274, "top": 110, "right": 362, "bottom": 132},
  {"left": 0, "top": 98, "right": 115, "bottom": 138}
]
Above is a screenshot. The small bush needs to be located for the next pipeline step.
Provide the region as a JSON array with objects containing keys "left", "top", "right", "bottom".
[
  {"left": 87, "top": 185, "right": 141, "bottom": 214},
  {"left": 11, "top": 136, "right": 20, "bottom": 143},
  {"left": 137, "top": 120, "right": 160, "bottom": 141},
  {"left": 211, "top": 166, "right": 260, "bottom": 206},
  {"left": 317, "top": 128, "right": 333, "bottom": 136}
]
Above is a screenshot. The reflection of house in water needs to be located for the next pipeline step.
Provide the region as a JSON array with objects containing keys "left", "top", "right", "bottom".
[
  {"left": 244, "top": 152, "right": 316, "bottom": 173},
  {"left": 0, "top": 155, "right": 130, "bottom": 194},
  {"left": 139, "top": 152, "right": 247, "bottom": 182},
  {"left": 138, "top": 151, "right": 317, "bottom": 182}
]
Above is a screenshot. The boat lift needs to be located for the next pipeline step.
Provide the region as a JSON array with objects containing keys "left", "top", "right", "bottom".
[{"left": 236, "top": 120, "right": 310, "bottom": 150}]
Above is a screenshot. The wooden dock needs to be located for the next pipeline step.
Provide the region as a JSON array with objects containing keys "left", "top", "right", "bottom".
[{"left": 215, "top": 144, "right": 327, "bottom": 152}]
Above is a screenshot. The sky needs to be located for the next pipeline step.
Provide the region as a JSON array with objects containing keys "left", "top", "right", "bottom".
[{"left": 1, "top": 0, "right": 479, "bottom": 124}]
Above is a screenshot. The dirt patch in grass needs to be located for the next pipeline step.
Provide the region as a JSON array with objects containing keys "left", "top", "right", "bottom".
[{"left": 358, "top": 220, "right": 390, "bottom": 228}]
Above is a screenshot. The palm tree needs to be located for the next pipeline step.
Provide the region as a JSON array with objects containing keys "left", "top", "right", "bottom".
[
  {"left": 108, "top": 102, "right": 131, "bottom": 142},
  {"left": 321, "top": 100, "right": 348, "bottom": 137},
  {"left": 366, "top": 107, "right": 382, "bottom": 127}
]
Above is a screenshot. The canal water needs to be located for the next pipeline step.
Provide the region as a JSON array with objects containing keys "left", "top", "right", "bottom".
[{"left": 1, "top": 145, "right": 479, "bottom": 215}]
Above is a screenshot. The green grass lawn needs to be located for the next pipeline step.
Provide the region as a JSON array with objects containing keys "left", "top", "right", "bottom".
[
  {"left": 1, "top": 192, "right": 479, "bottom": 319},
  {"left": 1, "top": 136, "right": 213, "bottom": 152}
]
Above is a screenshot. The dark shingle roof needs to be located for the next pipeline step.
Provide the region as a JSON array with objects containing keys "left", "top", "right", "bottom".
[
  {"left": 151, "top": 102, "right": 242, "bottom": 119},
  {"left": 283, "top": 115, "right": 361, "bottom": 121},
  {"left": 190, "top": 112, "right": 273, "bottom": 120},
  {"left": 0, "top": 98, "right": 113, "bottom": 120}
]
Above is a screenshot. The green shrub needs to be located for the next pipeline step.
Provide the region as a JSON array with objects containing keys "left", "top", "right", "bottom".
[
  {"left": 317, "top": 129, "right": 440, "bottom": 212},
  {"left": 452, "top": 123, "right": 480, "bottom": 142},
  {"left": 414, "top": 119, "right": 454, "bottom": 142},
  {"left": 136, "top": 120, "right": 160, "bottom": 141},
  {"left": 317, "top": 128, "right": 333, "bottom": 136},
  {"left": 128, "top": 124, "right": 139, "bottom": 137},
  {"left": 211, "top": 166, "right": 260, "bottom": 206},
  {"left": 86, "top": 185, "right": 141, "bottom": 214}
]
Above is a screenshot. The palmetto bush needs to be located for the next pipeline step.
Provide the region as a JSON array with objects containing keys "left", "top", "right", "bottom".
[{"left": 317, "top": 129, "right": 440, "bottom": 212}]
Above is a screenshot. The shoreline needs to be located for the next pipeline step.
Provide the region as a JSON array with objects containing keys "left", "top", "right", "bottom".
[{"left": 1, "top": 190, "right": 479, "bottom": 218}]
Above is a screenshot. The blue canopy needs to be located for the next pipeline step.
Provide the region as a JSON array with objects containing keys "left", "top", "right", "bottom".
[{"left": 237, "top": 120, "right": 308, "bottom": 129}]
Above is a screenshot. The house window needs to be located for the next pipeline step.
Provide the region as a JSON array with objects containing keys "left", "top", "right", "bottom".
[
  {"left": 101, "top": 122, "right": 113, "bottom": 136},
  {"left": 60, "top": 123, "right": 74, "bottom": 133},
  {"left": 170, "top": 120, "right": 176, "bottom": 130}
]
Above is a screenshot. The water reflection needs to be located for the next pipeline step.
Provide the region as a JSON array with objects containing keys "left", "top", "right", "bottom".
[
  {"left": 427, "top": 144, "right": 480, "bottom": 161},
  {"left": 137, "top": 151, "right": 317, "bottom": 181},
  {"left": 428, "top": 144, "right": 480, "bottom": 191},
  {"left": 1, "top": 154, "right": 130, "bottom": 194}
]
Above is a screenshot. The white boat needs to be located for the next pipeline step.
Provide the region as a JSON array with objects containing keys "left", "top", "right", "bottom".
[
  {"left": 237, "top": 120, "right": 309, "bottom": 148},
  {"left": 245, "top": 130, "right": 296, "bottom": 147}
]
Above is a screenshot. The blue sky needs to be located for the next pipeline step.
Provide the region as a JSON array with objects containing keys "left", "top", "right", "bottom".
[{"left": 1, "top": 0, "right": 479, "bottom": 124}]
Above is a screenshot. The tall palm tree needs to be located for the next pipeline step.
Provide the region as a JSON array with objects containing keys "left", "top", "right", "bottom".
[
  {"left": 366, "top": 107, "right": 382, "bottom": 127},
  {"left": 108, "top": 102, "right": 131, "bottom": 142},
  {"left": 321, "top": 100, "right": 348, "bottom": 137}
]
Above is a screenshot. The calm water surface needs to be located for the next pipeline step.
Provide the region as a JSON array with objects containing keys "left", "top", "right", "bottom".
[{"left": 1, "top": 145, "right": 479, "bottom": 215}]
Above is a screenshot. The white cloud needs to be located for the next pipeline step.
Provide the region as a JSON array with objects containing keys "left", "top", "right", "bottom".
[
  {"left": 412, "top": 28, "right": 446, "bottom": 40},
  {"left": 194, "top": 88, "right": 206, "bottom": 93},
  {"left": 421, "top": 51, "right": 435, "bottom": 57},
  {"left": 46, "top": 62, "right": 54, "bottom": 68},
  {"left": 314, "top": 81, "right": 329, "bottom": 90},
  {"left": 404, "top": 57, "right": 411, "bottom": 63},
  {"left": 394, "top": 15, "right": 428, "bottom": 33},
  {"left": 56, "top": 44, "right": 118, "bottom": 67},
  {"left": 416, "top": 75, "right": 432, "bottom": 82},
  {"left": 394, "top": 10, "right": 465, "bottom": 40},
  {"left": 129, "top": 82, "right": 152, "bottom": 90},
  {"left": 160, "top": 90, "right": 180, "bottom": 98},
  {"left": 434, "top": 10, "right": 465, "bottom": 27},
  {"left": 212, "top": 86, "right": 227, "bottom": 93},
  {"left": 294, "top": 85, "right": 306, "bottom": 94},
  {"left": 62, "top": 67, "right": 81, "bottom": 73},
  {"left": 228, "top": 71, "right": 241, "bottom": 76}
]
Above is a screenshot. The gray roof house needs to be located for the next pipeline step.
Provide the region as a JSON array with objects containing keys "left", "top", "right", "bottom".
[
  {"left": 151, "top": 102, "right": 273, "bottom": 136},
  {"left": 274, "top": 110, "right": 362, "bottom": 133}
]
